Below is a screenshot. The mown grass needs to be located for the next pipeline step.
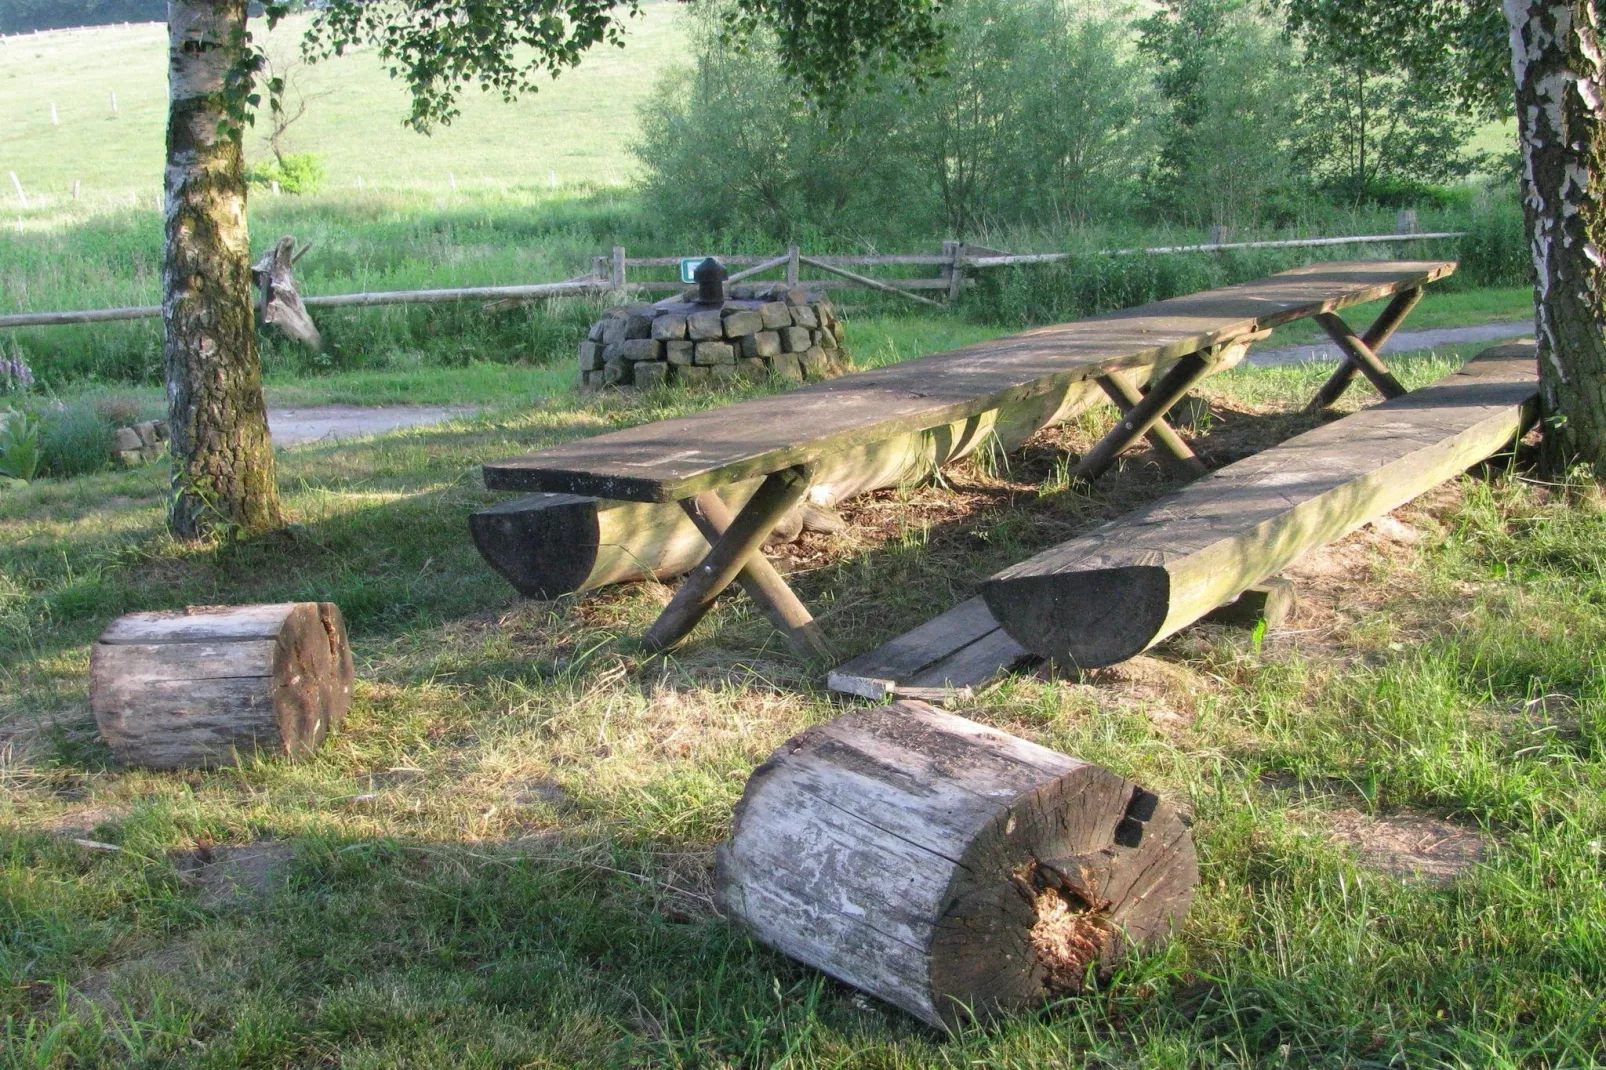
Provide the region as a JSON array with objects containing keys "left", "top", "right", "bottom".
[
  {"left": 0, "top": 5, "right": 686, "bottom": 200},
  {"left": 5, "top": 341, "right": 1606, "bottom": 1068}
]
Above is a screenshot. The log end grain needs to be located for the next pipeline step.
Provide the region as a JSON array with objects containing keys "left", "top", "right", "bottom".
[
  {"left": 982, "top": 565, "right": 1171, "bottom": 670},
  {"left": 468, "top": 493, "right": 603, "bottom": 599},
  {"left": 91, "top": 602, "right": 354, "bottom": 770}
]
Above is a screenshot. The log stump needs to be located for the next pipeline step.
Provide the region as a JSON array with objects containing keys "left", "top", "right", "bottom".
[
  {"left": 716, "top": 700, "right": 1197, "bottom": 1030},
  {"left": 91, "top": 603, "right": 354, "bottom": 770}
]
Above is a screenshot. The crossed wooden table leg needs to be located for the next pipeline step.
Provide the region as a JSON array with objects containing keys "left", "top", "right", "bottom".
[
  {"left": 640, "top": 464, "right": 831, "bottom": 658},
  {"left": 1305, "top": 286, "right": 1423, "bottom": 410},
  {"left": 1077, "top": 332, "right": 1266, "bottom": 483}
]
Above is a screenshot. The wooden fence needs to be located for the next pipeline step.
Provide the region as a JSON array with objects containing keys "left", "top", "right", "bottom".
[{"left": 0, "top": 230, "right": 1465, "bottom": 331}]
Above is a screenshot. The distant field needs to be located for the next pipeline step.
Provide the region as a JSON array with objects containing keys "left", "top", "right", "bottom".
[{"left": 0, "top": 3, "right": 686, "bottom": 206}]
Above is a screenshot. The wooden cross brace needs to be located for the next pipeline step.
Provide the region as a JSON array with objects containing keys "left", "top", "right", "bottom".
[
  {"left": 641, "top": 465, "right": 830, "bottom": 659},
  {"left": 1305, "top": 287, "right": 1423, "bottom": 410},
  {"left": 1076, "top": 332, "right": 1266, "bottom": 483}
]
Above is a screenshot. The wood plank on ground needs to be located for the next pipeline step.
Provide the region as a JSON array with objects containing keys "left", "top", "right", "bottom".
[
  {"left": 484, "top": 261, "right": 1453, "bottom": 503},
  {"left": 828, "top": 341, "right": 1538, "bottom": 698}
]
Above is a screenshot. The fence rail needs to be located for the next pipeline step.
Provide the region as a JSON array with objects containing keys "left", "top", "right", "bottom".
[{"left": 0, "top": 230, "right": 1464, "bottom": 331}]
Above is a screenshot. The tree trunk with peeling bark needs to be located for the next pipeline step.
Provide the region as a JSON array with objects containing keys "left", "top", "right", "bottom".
[
  {"left": 164, "top": 0, "right": 281, "bottom": 538},
  {"left": 1506, "top": 0, "right": 1606, "bottom": 471}
]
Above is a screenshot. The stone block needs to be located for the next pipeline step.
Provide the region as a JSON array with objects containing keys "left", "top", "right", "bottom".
[
  {"left": 675, "top": 364, "right": 713, "bottom": 385},
  {"left": 738, "top": 358, "right": 768, "bottom": 383},
  {"left": 665, "top": 341, "right": 696, "bottom": 366},
  {"left": 729, "top": 284, "right": 756, "bottom": 300},
  {"left": 799, "top": 346, "right": 829, "bottom": 379},
  {"left": 695, "top": 341, "right": 736, "bottom": 365},
  {"left": 578, "top": 340, "right": 604, "bottom": 371},
  {"left": 621, "top": 338, "right": 661, "bottom": 362},
  {"left": 580, "top": 370, "right": 602, "bottom": 391},
  {"left": 712, "top": 362, "right": 740, "bottom": 380},
  {"left": 770, "top": 352, "right": 804, "bottom": 382},
  {"left": 599, "top": 314, "right": 628, "bottom": 346},
  {"left": 819, "top": 326, "right": 838, "bottom": 349},
  {"left": 134, "top": 421, "right": 162, "bottom": 448},
  {"left": 601, "top": 341, "right": 624, "bottom": 365},
  {"left": 781, "top": 326, "right": 811, "bottom": 353},
  {"left": 782, "top": 286, "right": 809, "bottom": 306},
  {"left": 757, "top": 302, "right": 792, "bottom": 330},
  {"left": 112, "top": 427, "right": 142, "bottom": 452},
  {"left": 790, "top": 304, "right": 819, "bottom": 328},
  {"left": 624, "top": 305, "right": 656, "bottom": 340},
  {"left": 633, "top": 361, "right": 669, "bottom": 390},
  {"left": 742, "top": 331, "right": 782, "bottom": 359},
  {"left": 688, "top": 308, "right": 725, "bottom": 340},
  {"left": 587, "top": 319, "right": 608, "bottom": 343},
  {"left": 602, "top": 357, "right": 633, "bottom": 388},
  {"left": 652, "top": 314, "right": 688, "bottom": 341},
  {"left": 831, "top": 322, "right": 846, "bottom": 343},
  {"left": 722, "top": 310, "right": 763, "bottom": 337}
]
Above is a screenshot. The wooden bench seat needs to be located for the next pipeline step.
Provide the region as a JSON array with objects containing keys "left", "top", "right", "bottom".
[
  {"left": 482, "top": 260, "right": 1453, "bottom": 655},
  {"left": 829, "top": 341, "right": 1539, "bottom": 698}
]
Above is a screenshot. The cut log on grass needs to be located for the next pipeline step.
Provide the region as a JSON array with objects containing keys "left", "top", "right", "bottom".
[
  {"left": 472, "top": 369, "right": 1172, "bottom": 599},
  {"left": 717, "top": 701, "right": 1198, "bottom": 1031},
  {"left": 982, "top": 342, "right": 1540, "bottom": 670},
  {"left": 91, "top": 603, "right": 354, "bottom": 770}
]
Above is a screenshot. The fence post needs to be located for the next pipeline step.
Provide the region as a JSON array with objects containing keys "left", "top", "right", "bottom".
[
  {"left": 1395, "top": 209, "right": 1419, "bottom": 235},
  {"left": 611, "top": 246, "right": 627, "bottom": 292},
  {"left": 9, "top": 172, "right": 26, "bottom": 209},
  {"left": 1207, "top": 225, "right": 1231, "bottom": 246},
  {"left": 786, "top": 246, "right": 800, "bottom": 287},
  {"left": 941, "top": 240, "right": 964, "bottom": 305}
]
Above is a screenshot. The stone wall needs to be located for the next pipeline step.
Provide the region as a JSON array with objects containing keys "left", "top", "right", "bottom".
[
  {"left": 577, "top": 284, "right": 850, "bottom": 391},
  {"left": 112, "top": 420, "right": 168, "bottom": 468}
]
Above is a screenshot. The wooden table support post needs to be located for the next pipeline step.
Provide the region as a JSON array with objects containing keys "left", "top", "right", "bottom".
[
  {"left": 1077, "top": 351, "right": 1218, "bottom": 482},
  {"left": 642, "top": 466, "right": 814, "bottom": 654},
  {"left": 680, "top": 491, "right": 831, "bottom": 659},
  {"left": 1094, "top": 373, "right": 1207, "bottom": 479},
  {"left": 1307, "top": 287, "right": 1422, "bottom": 410}
]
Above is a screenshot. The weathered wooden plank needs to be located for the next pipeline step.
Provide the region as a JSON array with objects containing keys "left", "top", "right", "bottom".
[
  {"left": 484, "top": 261, "right": 1454, "bottom": 502},
  {"left": 982, "top": 342, "right": 1539, "bottom": 669},
  {"left": 718, "top": 702, "right": 1197, "bottom": 1031},
  {"left": 829, "top": 598, "right": 1009, "bottom": 700},
  {"left": 473, "top": 372, "right": 1130, "bottom": 599}
]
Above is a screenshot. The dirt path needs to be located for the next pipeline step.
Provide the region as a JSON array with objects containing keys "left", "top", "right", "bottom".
[
  {"left": 268, "top": 405, "right": 477, "bottom": 447},
  {"left": 1248, "top": 321, "right": 1530, "bottom": 368}
]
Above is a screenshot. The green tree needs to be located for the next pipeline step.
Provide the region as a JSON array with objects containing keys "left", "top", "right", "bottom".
[{"left": 1278, "top": 0, "right": 1606, "bottom": 471}]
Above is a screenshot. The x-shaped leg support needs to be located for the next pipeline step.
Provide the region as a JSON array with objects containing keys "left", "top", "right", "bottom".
[
  {"left": 640, "top": 465, "right": 830, "bottom": 658},
  {"left": 1305, "top": 287, "right": 1423, "bottom": 410},
  {"left": 1076, "top": 331, "right": 1265, "bottom": 483}
]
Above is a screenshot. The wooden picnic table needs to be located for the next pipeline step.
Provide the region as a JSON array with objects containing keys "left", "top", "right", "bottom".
[{"left": 483, "top": 259, "right": 1454, "bottom": 656}]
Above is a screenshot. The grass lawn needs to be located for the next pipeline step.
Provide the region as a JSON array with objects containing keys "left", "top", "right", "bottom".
[
  {"left": 3, "top": 342, "right": 1604, "bottom": 1066},
  {"left": 0, "top": 4, "right": 685, "bottom": 202}
]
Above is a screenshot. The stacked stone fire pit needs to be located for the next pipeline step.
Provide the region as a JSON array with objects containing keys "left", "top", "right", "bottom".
[{"left": 577, "top": 283, "right": 851, "bottom": 391}]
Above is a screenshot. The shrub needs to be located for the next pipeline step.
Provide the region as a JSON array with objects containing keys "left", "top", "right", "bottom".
[
  {"left": 246, "top": 153, "right": 327, "bottom": 196},
  {"left": 1457, "top": 195, "right": 1531, "bottom": 288},
  {"left": 39, "top": 403, "right": 114, "bottom": 479},
  {"left": 0, "top": 410, "right": 43, "bottom": 484}
]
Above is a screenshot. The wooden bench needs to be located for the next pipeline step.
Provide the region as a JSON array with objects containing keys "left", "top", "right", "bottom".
[
  {"left": 482, "top": 260, "right": 1452, "bottom": 655},
  {"left": 829, "top": 342, "right": 1539, "bottom": 698}
]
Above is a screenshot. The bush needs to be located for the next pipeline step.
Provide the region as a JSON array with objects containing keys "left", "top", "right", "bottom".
[
  {"left": 39, "top": 403, "right": 114, "bottom": 479},
  {"left": 246, "top": 154, "right": 327, "bottom": 196},
  {"left": 1457, "top": 195, "right": 1531, "bottom": 288}
]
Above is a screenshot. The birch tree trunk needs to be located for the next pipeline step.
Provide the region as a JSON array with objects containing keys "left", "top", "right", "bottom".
[
  {"left": 1505, "top": 0, "right": 1606, "bottom": 471},
  {"left": 164, "top": 0, "right": 282, "bottom": 538}
]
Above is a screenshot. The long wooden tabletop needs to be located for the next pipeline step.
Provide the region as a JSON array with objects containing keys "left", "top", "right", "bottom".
[{"left": 484, "top": 260, "right": 1455, "bottom": 503}]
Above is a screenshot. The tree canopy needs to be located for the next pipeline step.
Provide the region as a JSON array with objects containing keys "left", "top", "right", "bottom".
[{"left": 278, "top": 0, "right": 951, "bottom": 130}]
